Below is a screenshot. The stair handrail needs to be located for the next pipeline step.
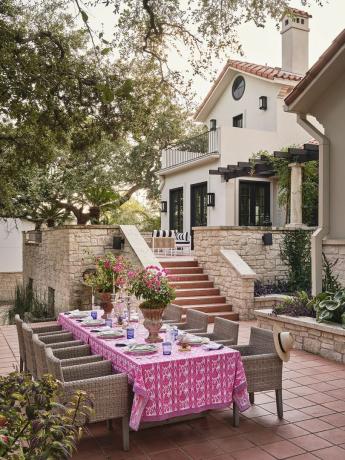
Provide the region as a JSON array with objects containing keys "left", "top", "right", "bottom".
[{"left": 120, "top": 225, "right": 162, "bottom": 269}]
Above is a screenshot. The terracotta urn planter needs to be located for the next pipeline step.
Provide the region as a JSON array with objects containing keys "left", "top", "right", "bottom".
[
  {"left": 140, "top": 305, "right": 166, "bottom": 343},
  {"left": 98, "top": 292, "right": 113, "bottom": 319}
]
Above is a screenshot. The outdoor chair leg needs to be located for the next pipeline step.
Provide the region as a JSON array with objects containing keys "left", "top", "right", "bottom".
[
  {"left": 275, "top": 389, "right": 283, "bottom": 419},
  {"left": 249, "top": 392, "right": 254, "bottom": 405},
  {"left": 106, "top": 419, "right": 113, "bottom": 431},
  {"left": 232, "top": 403, "right": 239, "bottom": 428},
  {"left": 122, "top": 415, "right": 130, "bottom": 451}
]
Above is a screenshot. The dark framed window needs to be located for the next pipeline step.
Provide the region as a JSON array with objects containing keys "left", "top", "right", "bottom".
[
  {"left": 239, "top": 181, "right": 271, "bottom": 226},
  {"left": 233, "top": 114, "right": 243, "bottom": 128},
  {"left": 169, "top": 187, "right": 183, "bottom": 232},
  {"left": 191, "top": 182, "right": 207, "bottom": 228},
  {"left": 232, "top": 76, "right": 245, "bottom": 100}
]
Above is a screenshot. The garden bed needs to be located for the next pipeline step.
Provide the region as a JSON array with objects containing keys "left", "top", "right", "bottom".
[{"left": 255, "top": 308, "right": 345, "bottom": 363}]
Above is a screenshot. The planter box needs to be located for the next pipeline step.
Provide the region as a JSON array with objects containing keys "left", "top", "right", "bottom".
[
  {"left": 255, "top": 309, "right": 345, "bottom": 363},
  {"left": 254, "top": 294, "right": 290, "bottom": 310}
]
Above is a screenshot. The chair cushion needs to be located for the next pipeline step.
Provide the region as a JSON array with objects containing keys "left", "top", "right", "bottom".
[
  {"left": 152, "top": 229, "right": 175, "bottom": 238},
  {"left": 176, "top": 232, "right": 189, "bottom": 242}
]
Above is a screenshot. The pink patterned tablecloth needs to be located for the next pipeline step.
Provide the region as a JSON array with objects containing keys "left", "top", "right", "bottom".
[{"left": 58, "top": 313, "right": 250, "bottom": 430}]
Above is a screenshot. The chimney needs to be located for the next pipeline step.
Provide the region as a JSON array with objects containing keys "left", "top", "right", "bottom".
[{"left": 281, "top": 8, "right": 311, "bottom": 75}]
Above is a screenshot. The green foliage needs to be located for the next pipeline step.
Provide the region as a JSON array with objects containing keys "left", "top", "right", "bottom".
[
  {"left": 280, "top": 230, "right": 312, "bottom": 293},
  {"left": 273, "top": 291, "right": 316, "bottom": 318},
  {"left": 9, "top": 285, "right": 52, "bottom": 324},
  {"left": 0, "top": 372, "right": 92, "bottom": 459},
  {"left": 322, "top": 253, "right": 341, "bottom": 293},
  {"left": 315, "top": 289, "right": 345, "bottom": 326},
  {"left": 104, "top": 199, "right": 160, "bottom": 232},
  {"left": 130, "top": 266, "right": 176, "bottom": 308}
]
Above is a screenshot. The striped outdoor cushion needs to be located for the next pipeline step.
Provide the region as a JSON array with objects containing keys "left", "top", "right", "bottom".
[
  {"left": 176, "top": 232, "right": 189, "bottom": 242},
  {"left": 152, "top": 230, "right": 175, "bottom": 237}
]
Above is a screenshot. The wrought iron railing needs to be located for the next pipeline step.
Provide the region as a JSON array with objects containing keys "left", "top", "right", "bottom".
[{"left": 161, "top": 128, "right": 220, "bottom": 169}]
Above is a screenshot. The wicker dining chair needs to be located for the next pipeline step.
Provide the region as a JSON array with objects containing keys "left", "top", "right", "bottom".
[
  {"left": 33, "top": 334, "right": 103, "bottom": 379},
  {"left": 22, "top": 323, "right": 84, "bottom": 379},
  {"left": 171, "top": 309, "right": 208, "bottom": 333},
  {"left": 162, "top": 304, "right": 183, "bottom": 324},
  {"left": 15, "top": 314, "right": 64, "bottom": 372},
  {"left": 194, "top": 317, "right": 239, "bottom": 346},
  {"left": 231, "top": 327, "right": 283, "bottom": 426},
  {"left": 46, "top": 348, "right": 130, "bottom": 451}
]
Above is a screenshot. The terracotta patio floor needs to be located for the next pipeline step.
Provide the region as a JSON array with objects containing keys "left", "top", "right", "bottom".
[{"left": 2, "top": 322, "right": 345, "bottom": 460}]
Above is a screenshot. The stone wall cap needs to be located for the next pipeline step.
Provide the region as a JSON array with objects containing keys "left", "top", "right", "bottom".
[
  {"left": 254, "top": 294, "right": 291, "bottom": 302},
  {"left": 323, "top": 239, "right": 345, "bottom": 246},
  {"left": 192, "top": 226, "right": 313, "bottom": 232},
  {"left": 255, "top": 309, "right": 345, "bottom": 337},
  {"left": 24, "top": 224, "right": 121, "bottom": 233},
  {"left": 220, "top": 249, "right": 257, "bottom": 279}
]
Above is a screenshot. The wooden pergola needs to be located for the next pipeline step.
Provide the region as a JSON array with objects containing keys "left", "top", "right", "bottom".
[{"left": 209, "top": 143, "right": 319, "bottom": 181}]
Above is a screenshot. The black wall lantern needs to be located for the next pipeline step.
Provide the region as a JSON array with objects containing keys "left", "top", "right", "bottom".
[
  {"left": 207, "top": 192, "right": 215, "bottom": 207},
  {"left": 113, "top": 236, "right": 125, "bottom": 250},
  {"left": 210, "top": 119, "right": 217, "bottom": 131},
  {"left": 259, "top": 96, "right": 267, "bottom": 111},
  {"left": 160, "top": 201, "right": 167, "bottom": 213}
]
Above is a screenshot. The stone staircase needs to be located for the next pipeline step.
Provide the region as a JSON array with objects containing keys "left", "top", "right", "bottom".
[{"left": 161, "top": 259, "right": 239, "bottom": 323}]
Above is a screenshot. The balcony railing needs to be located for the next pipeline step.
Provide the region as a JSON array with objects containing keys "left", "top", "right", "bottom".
[{"left": 161, "top": 128, "right": 220, "bottom": 169}]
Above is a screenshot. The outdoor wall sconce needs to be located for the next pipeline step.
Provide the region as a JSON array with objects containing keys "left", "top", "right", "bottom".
[
  {"left": 113, "top": 236, "right": 125, "bottom": 250},
  {"left": 262, "top": 233, "right": 273, "bottom": 246},
  {"left": 207, "top": 192, "right": 215, "bottom": 207},
  {"left": 210, "top": 119, "right": 217, "bottom": 131},
  {"left": 160, "top": 201, "right": 167, "bottom": 213},
  {"left": 259, "top": 96, "right": 267, "bottom": 111}
]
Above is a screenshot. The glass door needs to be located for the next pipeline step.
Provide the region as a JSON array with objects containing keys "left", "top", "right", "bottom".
[
  {"left": 239, "top": 181, "right": 270, "bottom": 226},
  {"left": 169, "top": 187, "right": 184, "bottom": 232}
]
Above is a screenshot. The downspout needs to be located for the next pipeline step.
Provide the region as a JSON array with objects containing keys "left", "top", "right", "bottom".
[{"left": 297, "top": 114, "right": 330, "bottom": 295}]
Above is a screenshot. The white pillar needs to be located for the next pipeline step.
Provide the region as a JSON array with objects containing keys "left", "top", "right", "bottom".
[{"left": 286, "top": 162, "right": 304, "bottom": 228}]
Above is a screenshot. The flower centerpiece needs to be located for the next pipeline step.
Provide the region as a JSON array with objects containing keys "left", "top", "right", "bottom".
[
  {"left": 130, "top": 265, "right": 176, "bottom": 343},
  {"left": 84, "top": 253, "right": 133, "bottom": 318}
]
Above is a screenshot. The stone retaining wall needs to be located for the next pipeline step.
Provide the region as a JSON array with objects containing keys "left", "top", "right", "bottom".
[
  {"left": 193, "top": 227, "right": 292, "bottom": 283},
  {"left": 23, "top": 225, "right": 145, "bottom": 314},
  {"left": 256, "top": 309, "right": 345, "bottom": 363},
  {"left": 254, "top": 294, "right": 290, "bottom": 310},
  {"left": 0, "top": 272, "right": 22, "bottom": 302}
]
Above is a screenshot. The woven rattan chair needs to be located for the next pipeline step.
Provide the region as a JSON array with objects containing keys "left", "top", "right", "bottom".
[
  {"left": 231, "top": 327, "right": 283, "bottom": 426},
  {"left": 15, "top": 315, "right": 63, "bottom": 371},
  {"left": 33, "top": 334, "right": 103, "bottom": 379},
  {"left": 22, "top": 323, "right": 83, "bottom": 379},
  {"left": 46, "top": 348, "right": 130, "bottom": 451},
  {"left": 171, "top": 309, "right": 208, "bottom": 333},
  {"left": 194, "top": 317, "right": 239, "bottom": 346},
  {"left": 162, "top": 304, "right": 183, "bottom": 324}
]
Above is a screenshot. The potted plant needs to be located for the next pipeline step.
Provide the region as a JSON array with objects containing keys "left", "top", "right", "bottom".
[
  {"left": 130, "top": 265, "right": 176, "bottom": 343},
  {"left": 0, "top": 372, "right": 92, "bottom": 459},
  {"left": 84, "top": 253, "right": 133, "bottom": 318}
]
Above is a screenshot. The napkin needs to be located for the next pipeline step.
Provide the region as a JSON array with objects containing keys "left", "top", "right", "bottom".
[
  {"left": 202, "top": 342, "right": 224, "bottom": 351},
  {"left": 126, "top": 343, "right": 156, "bottom": 352}
]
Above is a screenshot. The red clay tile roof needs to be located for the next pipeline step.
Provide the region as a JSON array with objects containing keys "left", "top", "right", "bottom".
[
  {"left": 195, "top": 60, "right": 303, "bottom": 119},
  {"left": 287, "top": 8, "right": 312, "bottom": 19},
  {"left": 285, "top": 28, "right": 345, "bottom": 107}
]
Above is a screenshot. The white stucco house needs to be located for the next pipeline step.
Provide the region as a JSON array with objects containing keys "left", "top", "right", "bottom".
[
  {"left": 159, "top": 9, "right": 317, "bottom": 238},
  {"left": 285, "top": 27, "right": 345, "bottom": 294},
  {"left": 0, "top": 218, "right": 35, "bottom": 301}
]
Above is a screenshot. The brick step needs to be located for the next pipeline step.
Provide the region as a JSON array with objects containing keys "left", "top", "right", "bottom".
[
  {"left": 181, "top": 304, "right": 233, "bottom": 313},
  {"left": 206, "top": 311, "right": 239, "bottom": 322},
  {"left": 174, "top": 287, "right": 220, "bottom": 297},
  {"left": 174, "top": 295, "right": 226, "bottom": 306},
  {"left": 161, "top": 260, "right": 198, "bottom": 268},
  {"left": 166, "top": 267, "right": 203, "bottom": 275},
  {"left": 169, "top": 281, "right": 213, "bottom": 289},
  {"left": 168, "top": 274, "right": 209, "bottom": 282}
]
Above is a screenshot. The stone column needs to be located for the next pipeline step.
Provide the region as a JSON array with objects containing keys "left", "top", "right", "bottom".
[{"left": 286, "top": 162, "right": 304, "bottom": 228}]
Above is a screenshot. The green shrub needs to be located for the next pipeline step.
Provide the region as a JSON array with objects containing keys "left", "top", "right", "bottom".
[
  {"left": 0, "top": 372, "right": 92, "bottom": 459},
  {"left": 273, "top": 291, "right": 315, "bottom": 318},
  {"left": 9, "top": 285, "right": 52, "bottom": 324},
  {"left": 280, "top": 230, "right": 312, "bottom": 293},
  {"left": 315, "top": 289, "right": 345, "bottom": 326},
  {"left": 322, "top": 253, "right": 341, "bottom": 293}
]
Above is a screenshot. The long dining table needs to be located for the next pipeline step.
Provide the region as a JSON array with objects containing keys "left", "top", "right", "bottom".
[{"left": 58, "top": 312, "right": 250, "bottom": 430}]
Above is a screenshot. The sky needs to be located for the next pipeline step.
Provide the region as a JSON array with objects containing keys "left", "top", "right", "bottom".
[{"left": 84, "top": 0, "right": 345, "bottom": 104}]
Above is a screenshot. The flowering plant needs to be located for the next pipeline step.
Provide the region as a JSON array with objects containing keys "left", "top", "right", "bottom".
[
  {"left": 84, "top": 253, "right": 134, "bottom": 293},
  {"left": 130, "top": 265, "right": 175, "bottom": 308}
]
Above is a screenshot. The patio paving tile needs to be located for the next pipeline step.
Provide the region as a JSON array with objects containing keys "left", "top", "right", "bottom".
[
  {"left": 290, "top": 434, "right": 332, "bottom": 451},
  {"left": 231, "top": 446, "right": 276, "bottom": 459},
  {"left": 319, "top": 413, "right": 345, "bottom": 427},
  {"left": 317, "top": 428, "right": 345, "bottom": 445},
  {"left": 262, "top": 439, "right": 305, "bottom": 459},
  {"left": 313, "top": 445, "right": 345, "bottom": 459},
  {"left": 295, "top": 419, "right": 334, "bottom": 433}
]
